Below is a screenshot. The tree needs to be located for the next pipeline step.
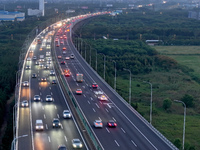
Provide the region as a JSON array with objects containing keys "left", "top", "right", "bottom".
[
  {"left": 181, "top": 94, "right": 194, "bottom": 107},
  {"left": 173, "top": 138, "right": 181, "bottom": 149},
  {"left": 163, "top": 98, "right": 172, "bottom": 110}
]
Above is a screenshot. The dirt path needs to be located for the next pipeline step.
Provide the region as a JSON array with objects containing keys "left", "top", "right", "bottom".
[{"left": 0, "top": 95, "right": 15, "bottom": 146}]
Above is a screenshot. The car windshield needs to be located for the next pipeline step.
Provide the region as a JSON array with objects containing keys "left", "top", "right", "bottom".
[{"left": 46, "top": 95, "right": 51, "bottom": 98}]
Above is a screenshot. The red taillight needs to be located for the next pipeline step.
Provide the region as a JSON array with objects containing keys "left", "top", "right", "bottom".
[
  {"left": 108, "top": 123, "right": 111, "bottom": 126},
  {"left": 100, "top": 123, "right": 102, "bottom": 125},
  {"left": 114, "top": 123, "right": 117, "bottom": 126}
]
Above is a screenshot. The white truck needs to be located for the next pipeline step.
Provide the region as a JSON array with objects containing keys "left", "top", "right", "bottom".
[
  {"left": 39, "top": 55, "right": 45, "bottom": 62},
  {"left": 76, "top": 73, "right": 83, "bottom": 82}
]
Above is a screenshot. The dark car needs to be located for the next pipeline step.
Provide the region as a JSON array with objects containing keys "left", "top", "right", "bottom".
[
  {"left": 52, "top": 80, "right": 56, "bottom": 84},
  {"left": 41, "top": 77, "right": 47, "bottom": 82},
  {"left": 32, "top": 73, "right": 37, "bottom": 78},
  {"left": 61, "top": 61, "right": 65, "bottom": 65},
  {"left": 58, "top": 145, "right": 67, "bottom": 150},
  {"left": 92, "top": 83, "right": 98, "bottom": 88},
  {"left": 52, "top": 118, "right": 61, "bottom": 128},
  {"left": 107, "top": 120, "right": 117, "bottom": 128}
]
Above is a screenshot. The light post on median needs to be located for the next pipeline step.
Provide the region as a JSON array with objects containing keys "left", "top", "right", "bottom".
[
  {"left": 95, "top": 49, "right": 97, "bottom": 71},
  {"left": 123, "top": 68, "right": 131, "bottom": 105},
  {"left": 99, "top": 53, "right": 106, "bottom": 80},
  {"left": 113, "top": 60, "right": 116, "bottom": 91},
  {"left": 11, "top": 134, "right": 28, "bottom": 150},
  {"left": 89, "top": 46, "right": 92, "bottom": 66},
  {"left": 143, "top": 81, "right": 153, "bottom": 124},
  {"left": 174, "top": 100, "right": 186, "bottom": 150}
]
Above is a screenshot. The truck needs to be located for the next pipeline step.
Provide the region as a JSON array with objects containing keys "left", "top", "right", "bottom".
[
  {"left": 39, "top": 55, "right": 45, "bottom": 62},
  {"left": 76, "top": 73, "right": 83, "bottom": 82}
]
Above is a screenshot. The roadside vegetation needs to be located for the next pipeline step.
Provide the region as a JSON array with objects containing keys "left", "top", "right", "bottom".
[{"left": 74, "top": 8, "right": 200, "bottom": 150}]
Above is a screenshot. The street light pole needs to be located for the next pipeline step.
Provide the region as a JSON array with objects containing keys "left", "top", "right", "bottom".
[
  {"left": 113, "top": 60, "right": 116, "bottom": 91},
  {"left": 123, "top": 68, "right": 131, "bottom": 104},
  {"left": 11, "top": 134, "right": 28, "bottom": 150},
  {"left": 89, "top": 46, "right": 91, "bottom": 66},
  {"left": 95, "top": 49, "right": 97, "bottom": 71},
  {"left": 174, "top": 100, "right": 186, "bottom": 150},
  {"left": 143, "top": 81, "right": 153, "bottom": 124}
]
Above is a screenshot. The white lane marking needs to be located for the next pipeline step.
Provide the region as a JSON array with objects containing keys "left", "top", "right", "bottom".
[
  {"left": 87, "top": 101, "right": 90, "bottom": 104},
  {"left": 131, "top": 140, "right": 137, "bottom": 147},
  {"left": 90, "top": 89, "right": 92, "bottom": 91},
  {"left": 57, "top": 114, "right": 60, "bottom": 118},
  {"left": 55, "top": 106, "right": 57, "bottom": 109},
  {"left": 39, "top": 87, "right": 41, "bottom": 90},
  {"left": 107, "top": 104, "right": 111, "bottom": 108},
  {"left": 40, "top": 92, "right": 42, "bottom": 95},
  {"left": 115, "top": 140, "right": 120, "bottom": 147},
  {"left": 82, "top": 86, "right": 85, "bottom": 89},
  {"left": 61, "top": 124, "right": 63, "bottom": 129},
  {"left": 95, "top": 103, "right": 100, "bottom": 108},
  {"left": 105, "top": 108, "right": 109, "bottom": 112},
  {"left": 83, "top": 94, "right": 86, "bottom": 97},
  {"left": 106, "top": 127, "right": 110, "bottom": 133},
  {"left": 86, "top": 83, "right": 88, "bottom": 86},
  {"left": 121, "top": 128, "right": 126, "bottom": 133},
  {"left": 76, "top": 83, "right": 79, "bottom": 86},
  {"left": 92, "top": 108, "right": 96, "bottom": 112},
  {"left": 112, "top": 117, "right": 116, "bottom": 122},
  {"left": 90, "top": 97, "right": 93, "bottom": 101},
  {"left": 64, "top": 136, "right": 67, "bottom": 142},
  {"left": 51, "top": 92, "right": 53, "bottom": 95},
  {"left": 98, "top": 117, "right": 102, "bottom": 121},
  {"left": 49, "top": 87, "right": 51, "bottom": 90},
  {"left": 42, "top": 106, "right": 44, "bottom": 110},
  {"left": 99, "top": 101, "right": 102, "bottom": 105},
  {"left": 48, "top": 136, "right": 51, "bottom": 142},
  {"left": 94, "top": 95, "right": 97, "bottom": 97},
  {"left": 44, "top": 114, "right": 46, "bottom": 119},
  {"left": 46, "top": 124, "right": 48, "bottom": 130}
]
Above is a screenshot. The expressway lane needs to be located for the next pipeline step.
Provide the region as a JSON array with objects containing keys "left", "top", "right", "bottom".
[
  {"left": 17, "top": 28, "right": 88, "bottom": 150},
  {"left": 52, "top": 16, "right": 177, "bottom": 150}
]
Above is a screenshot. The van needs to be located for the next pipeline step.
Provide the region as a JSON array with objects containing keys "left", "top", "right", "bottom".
[{"left": 35, "top": 120, "right": 44, "bottom": 131}]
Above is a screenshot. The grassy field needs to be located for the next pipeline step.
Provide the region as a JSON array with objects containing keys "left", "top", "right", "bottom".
[{"left": 114, "top": 46, "right": 200, "bottom": 149}]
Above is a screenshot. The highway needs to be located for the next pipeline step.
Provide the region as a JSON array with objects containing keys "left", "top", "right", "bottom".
[
  {"left": 15, "top": 12, "right": 177, "bottom": 150},
  {"left": 16, "top": 27, "right": 88, "bottom": 150},
  {"left": 52, "top": 15, "right": 178, "bottom": 150}
]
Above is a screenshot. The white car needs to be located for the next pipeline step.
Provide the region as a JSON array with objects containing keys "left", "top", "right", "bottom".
[
  {"left": 33, "top": 56, "right": 37, "bottom": 60},
  {"left": 23, "top": 81, "right": 29, "bottom": 87},
  {"left": 65, "top": 57, "right": 70, "bottom": 60},
  {"left": 21, "top": 100, "right": 29, "bottom": 107},
  {"left": 26, "top": 65, "right": 31, "bottom": 70},
  {"left": 98, "top": 95, "right": 108, "bottom": 101},
  {"left": 63, "top": 110, "right": 72, "bottom": 118},
  {"left": 50, "top": 70, "right": 55, "bottom": 76},
  {"left": 94, "top": 120, "right": 103, "bottom": 128},
  {"left": 27, "top": 57, "right": 31, "bottom": 61},
  {"left": 46, "top": 95, "right": 53, "bottom": 102},
  {"left": 72, "top": 139, "right": 83, "bottom": 148},
  {"left": 94, "top": 91, "right": 103, "bottom": 95},
  {"left": 70, "top": 54, "right": 75, "bottom": 59},
  {"left": 34, "top": 95, "right": 41, "bottom": 101}
]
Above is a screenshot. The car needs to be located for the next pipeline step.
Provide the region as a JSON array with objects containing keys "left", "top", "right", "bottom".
[
  {"left": 70, "top": 54, "right": 75, "bottom": 59},
  {"left": 60, "top": 36, "right": 63, "bottom": 39},
  {"left": 47, "top": 60, "right": 51, "bottom": 64},
  {"left": 26, "top": 65, "right": 31, "bottom": 70},
  {"left": 44, "top": 64, "right": 49, "bottom": 69},
  {"left": 63, "top": 110, "right": 71, "bottom": 118},
  {"left": 33, "top": 56, "right": 37, "bottom": 60},
  {"left": 35, "top": 120, "right": 44, "bottom": 131},
  {"left": 46, "top": 95, "right": 53, "bottom": 102},
  {"left": 65, "top": 57, "right": 70, "bottom": 60},
  {"left": 39, "top": 47, "right": 43, "bottom": 50},
  {"left": 27, "top": 57, "right": 31, "bottom": 61},
  {"left": 98, "top": 95, "right": 108, "bottom": 101},
  {"left": 92, "top": 83, "right": 98, "bottom": 88},
  {"left": 47, "top": 57, "right": 52, "bottom": 61},
  {"left": 35, "top": 61, "right": 39, "bottom": 65},
  {"left": 72, "top": 139, "right": 83, "bottom": 148},
  {"left": 75, "top": 89, "right": 82, "bottom": 95},
  {"left": 52, "top": 80, "right": 56, "bottom": 84},
  {"left": 56, "top": 44, "right": 60, "bottom": 47},
  {"left": 58, "top": 55, "right": 62, "bottom": 59},
  {"left": 50, "top": 70, "right": 55, "bottom": 76},
  {"left": 41, "top": 77, "right": 47, "bottom": 82},
  {"left": 34, "top": 95, "right": 41, "bottom": 101},
  {"left": 21, "top": 100, "right": 29, "bottom": 107},
  {"left": 62, "top": 47, "right": 66, "bottom": 51},
  {"left": 94, "top": 91, "right": 103, "bottom": 95},
  {"left": 39, "top": 63, "right": 44, "bottom": 68},
  {"left": 32, "top": 73, "right": 37, "bottom": 78},
  {"left": 29, "top": 49, "right": 33, "bottom": 53},
  {"left": 23, "top": 81, "right": 29, "bottom": 87},
  {"left": 60, "top": 61, "right": 65, "bottom": 65},
  {"left": 107, "top": 120, "right": 117, "bottom": 127},
  {"left": 58, "top": 145, "right": 67, "bottom": 150},
  {"left": 94, "top": 120, "right": 103, "bottom": 128},
  {"left": 46, "top": 45, "right": 51, "bottom": 49},
  {"left": 62, "top": 51, "right": 66, "bottom": 55},
  {"left": 52, "top": 118, "right": 61, "bottom": 128},
  {"left": 46, "top": 51, "right": 51, "bottom": 57},
  {"left": 65, "top": 72, "right": 70, "bottom": 77}
]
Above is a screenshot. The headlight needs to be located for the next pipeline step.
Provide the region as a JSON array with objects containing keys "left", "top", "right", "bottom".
[
  {"left": 53, "top": 123, "right": 55, "bottom": 126},
  {"left": 41, "top": 126, "right": 44, "bottom": 129},
  {"left": 59, "top": 123, "right": 61, "bottom": 125},
  {"left": 36, "top": 126, "right": 39, "bottom": 129},
  {"left": 80, "top": 144, "right": 83, "bottom": 147},
  {"left": 73, "top": 144, "right": 76, "bottom": 147}
]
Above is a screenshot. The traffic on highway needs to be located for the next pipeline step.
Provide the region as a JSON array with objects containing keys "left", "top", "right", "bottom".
[{"left": 15, "top": 12, "right": 177, "bottom": 150}]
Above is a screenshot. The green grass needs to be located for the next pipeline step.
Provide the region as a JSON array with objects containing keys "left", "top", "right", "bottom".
[{"left": 113, "top": 47, "right": 200, "bottom": 149}]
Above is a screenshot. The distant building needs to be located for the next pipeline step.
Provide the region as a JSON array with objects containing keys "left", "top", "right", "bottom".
[
  {"left": 145, "top": 40, "right": 163, "bottom": 46},
  {"left": 28, "top": 0, "right": 44, "bottom": 16},
  {"left": 0, "top": 10, "right": 25, "bottom": 21},
  {"left": 188, "top": 11, "right": 200, "bottom": 20}
]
